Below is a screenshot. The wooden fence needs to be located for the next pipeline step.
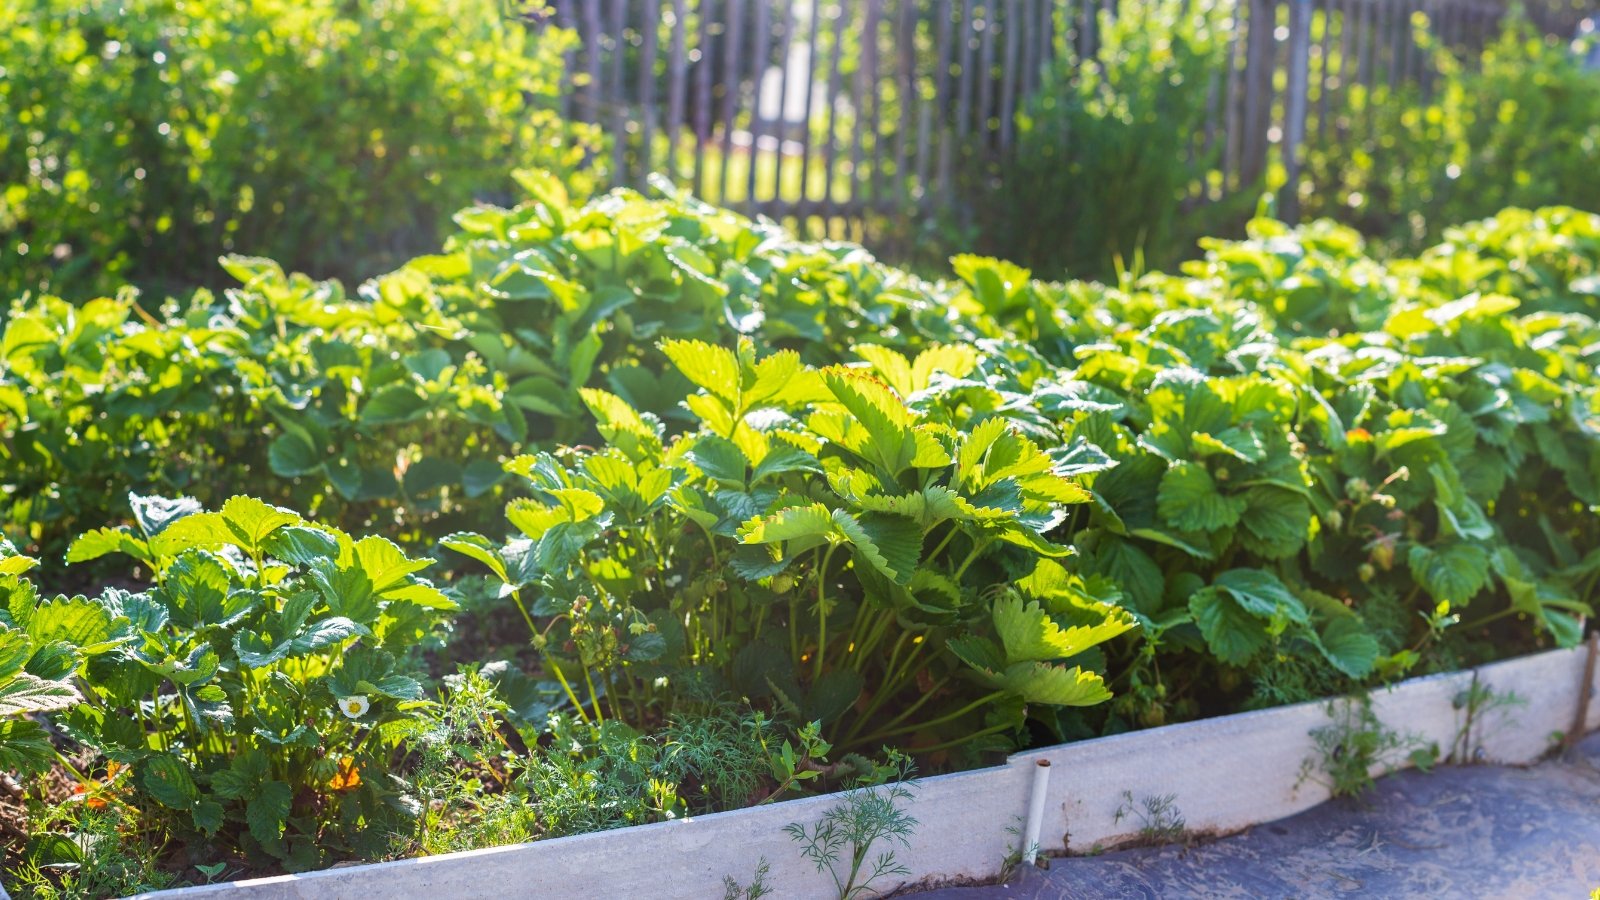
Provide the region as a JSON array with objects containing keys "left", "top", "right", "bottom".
[{"left": 538, "top": 0, "right": 1568, "bottom": 236}]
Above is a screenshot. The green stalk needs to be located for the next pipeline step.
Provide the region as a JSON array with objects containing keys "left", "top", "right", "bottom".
[
  {"left": 814, "top": 543, "right": 840, "bottom": 681},
  {"left": 906, "top": 721, "right": 1014, "bottom": 755},
  {"left": 925, "top": 524, "right": 959, "bottom": 565},
  {"left": 546, "top": 660, "right": 592, "bottom": 726},
  {"left": 508, "top": 588, "right": 537, "bottom": 638},
  {"left": 853, "top": 689, "right": 1006, "bottom": 746},
  {"left": 1459, "top": 606, "right": 1519, "bottom": 632},
  {"left": 583, "top": 666, "right": 606, "bottom": 725},
  {"left": 952, "top": 537, "right": 994, "bottom": 581},
  {"left": 850, "top": 675, "right": 949, "bottom": 743}
]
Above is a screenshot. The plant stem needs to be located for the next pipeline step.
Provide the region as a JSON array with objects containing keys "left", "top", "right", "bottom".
[
  {"left": 906, "top": 721, "right": 1014, "bottom": 755},
  {"left": 582, "top": 666, "right": 605, "bottom": 725},
  {"left": 546, "top": 660, "right": 592, "bottom": 726},
  {"left": 854, "top": 689, "right": 1006, "bottom": 746},
  {"left": 814, "top": 543, "right": 839, "bottom": 681},
  {"left": 952, "top": 537, "right": 993, "bottom": 581},
  {"left": 1460, "top": 606, "right": 1518, "bottom": 632}
]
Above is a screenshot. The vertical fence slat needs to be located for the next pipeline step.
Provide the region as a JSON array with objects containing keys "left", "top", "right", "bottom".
[
  {"left": 913, "top": 0, "right": 936, "bottom": 212},
  {"left": 666, "top": 0, "right": 689, "bottom": 181},
  {"left": 555, "top": 0, "right": 576, "bottom": 123},
  {"left": 582, "top": 0, "right": 604, "bottom": 127},
  {"left": 693, "top": 0, "right": 716, "bottom": 198},
  {"left": 821, "top": 1, "right": 849, "bottom": 227},
  {"left": 1241, "top": 0, "right": 1274, "bottom": 188},
  {"left": 744, "top": 0, "right": 770, "bottom": 212},
  {"left": 1283, "top": 0, "right": 1313, "bottom": 222},
  {"left": 932, "top": 0, "right": 956, "bottom": 200},
  {"left": 639, "top": 0, "right": 661, "bottom": 186},
  {"left": 1315, "top": 0, "right": 1333, "bottom": 144},
  {"left": 976, "top": 1, "right": 997, "bottom": 152},
  {"left": 857, "top": 0, "right": 883, "bottom": 225},
  {"left": 956, "top": 0, "right": 977, "bottom": 142},
  {"left": 1223, "top": 0, "right": 1245, "bottom": 192},
  {"left": 894, "top": 0, "right": 917, "bottom": 210},
  {"left": 718, "top": 0, "right": 745, "bottom": 204},
  {"left": 797, "top": 1, "right": 822, "bottom": 225},
  {"left": 770, "top": 0, "right": 797, "bottom": 218},
  {"left": 999, "top": 0, "right": 1022, "bottom": 153},
  {"left": 608, "top": 0, "right": 628, "bottom": 183}
]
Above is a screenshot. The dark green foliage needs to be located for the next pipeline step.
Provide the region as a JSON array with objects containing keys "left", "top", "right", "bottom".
[{"left": 0, "top": 0, "right": 597, "bottom": 300}]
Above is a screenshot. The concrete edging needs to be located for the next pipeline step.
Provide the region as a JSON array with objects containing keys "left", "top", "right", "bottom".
[{"left": 135, "top": 645, "right": 1600, "bottom": 899}]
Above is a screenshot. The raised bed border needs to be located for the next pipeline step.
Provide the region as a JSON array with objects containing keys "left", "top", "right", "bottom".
[{"left": 134, "top": 644, "right": 1600, "bottom": 899}]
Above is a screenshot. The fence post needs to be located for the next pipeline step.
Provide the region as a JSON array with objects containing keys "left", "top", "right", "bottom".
[{"left": 1282, "top": 0, "right": 1313, "bottom": 222}]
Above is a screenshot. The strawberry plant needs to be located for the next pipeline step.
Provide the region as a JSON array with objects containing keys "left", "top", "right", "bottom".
[
  {"left": 446, "top": 338, "right": 1137, "bottom": 757},
  {"left": 55, "top": 495, "right": 453, "bottom": 870},
  {"left": 0, "top": 539, "right": 82, "bottom": 775}
]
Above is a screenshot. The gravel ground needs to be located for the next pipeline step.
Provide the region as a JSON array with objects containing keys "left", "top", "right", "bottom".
[{"left": 913, "top": 732, "right": 1600, "bottom": 899}]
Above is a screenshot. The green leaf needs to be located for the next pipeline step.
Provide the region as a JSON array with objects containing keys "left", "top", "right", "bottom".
[
  {"left": 219, "top": 497, "right": 301, "bottom": 555},
  {"left": 993, "top": 593, "right": 1137, "bottom": 663},
  {"left": 353, "top": 536, "right": 433, "bottom": 594},
  {"left": 1407, "top": 542, "right": 1490, "bottom": 606},
  {"left": 163, "top": 550, "right": 252, "bottom": 629},
  {"left": 261, "top": 526, "right": 341, "bottom": 566},
  {"left": 1236, "top": 486, "right": 1311, "bottom": 559},
  {"left": 739, "top": 503, "right": 836, "bottom": 548},
  {"left": 140, "top": 755, "right": 200, "bottom": 812},
  {"left": 661, "top": 339, "right": 740, "bottom": 404},
  {"left": 1188, "top": 587, "right": 1269, "bottom": 666},
  {"left": 359, "top": 385, "right": 429, "bottom": 426},
  {"left": 403, "top": 458, "right": 462, "bottom": 496},
  {"left": 831, "top": 511, "right": 921, "bottom": 585},
  {"left": 441, "top": 533, "right": 509, "bottom": 584},
  {"left": 1157, "top": 462, "right": 1245, "bottom": 532},
  {"left": 129, "top": 494, "right": 202, "bottom": 537},
  {"left": 1212, "top": 568, "right": 1309, "bottom": 626},
  {"left": 463, "top": 459, "right": 506, "bottom": 498},
  {"left": 685, "top": 435, "right": 748, "bottom": 486},
  {"left": 0, "top": 672, "right": 79, "bottom": 716},
  {"left": 268, "top": 432, "right": 322, "bottom": 477},
  {"left": 998, "top": 662, "right": 1111, "bottom": 707},
  {"left": 804, "top": 669, "right": 864, "bottom": 724},
  {"left": 26, "top": 597, "right": 117, "bottom": 652},
  {"left": 820, "top": 369, "right": 916, "bottom": 475},
  {"left": 247, "top": 781, "right": 293, "bottom": 844},
  {"left": 0, "top": 719, "right": 56, "bottom": 773},
  {"left": 1315, "top": 616, "right": 1380, "bottom": 678},
  {"left": 65, "top": 528, "right": 148, "bottom": 566}
]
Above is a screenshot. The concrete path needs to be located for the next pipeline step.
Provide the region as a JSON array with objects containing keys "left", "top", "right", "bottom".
[{"left": 913, "top": 733, "right": 1600, "bottom": 899}]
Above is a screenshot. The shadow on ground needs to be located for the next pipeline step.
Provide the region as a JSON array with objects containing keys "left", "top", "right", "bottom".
[{"left": 914, "top": 732, "right": 1600, "bottom": 899}]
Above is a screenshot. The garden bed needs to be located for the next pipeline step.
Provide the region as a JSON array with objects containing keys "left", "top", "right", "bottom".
[{"left": 136, "top": 643, "right": 1599, "bottom": 899}]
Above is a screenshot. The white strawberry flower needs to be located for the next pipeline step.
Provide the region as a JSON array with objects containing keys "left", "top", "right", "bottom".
[{"left": 338, "top": 695, "right": 370, "bottom": 719}]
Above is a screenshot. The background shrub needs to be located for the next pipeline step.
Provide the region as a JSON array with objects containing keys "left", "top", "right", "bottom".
[
  {"left": 1301, "top": 10, "right": 1600, "bottom": 248},
  {"left": 0, "top": 0, "right": 599, "bottom": 301},
  {"left": 943, "top": 0, "right": 1250, "bottom": 281}
]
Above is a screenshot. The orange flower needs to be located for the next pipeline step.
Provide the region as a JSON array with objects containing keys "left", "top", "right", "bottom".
[
  {"left": 327, "top": 757, "right": 361, "bottom": 793},
  {"left": 1346, "top": 428, "right": 1372, "bottom": 441}
]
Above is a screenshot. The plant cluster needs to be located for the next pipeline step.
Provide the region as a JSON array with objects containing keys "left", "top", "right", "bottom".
[
  {"left": 0, "top": 0, "right": 598, "bottom": 300},
  {"left": 1302, "top": 10, "right": 1600, "bottom": 249},
  {"left": 0, "top": 173, "right": 1597, "bottom": 890},
  {"left": 934, "top": 0, "right": 1251, "bottom": 280}
]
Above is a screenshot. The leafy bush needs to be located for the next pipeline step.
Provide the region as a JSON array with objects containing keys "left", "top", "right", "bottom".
[
  {"left": 34, "top": 496, "right": 455, "bottom": 871},
  {"left": 1301, "top": 10, "right": 1600, "bottom": 248},
  {"left": 447, "top": 340, "right": 1136, "bottom": 758},
  {"left": 3, "top": 174, "right": 1600, "bottom": 883},
  {"left": 946, "top": 0, "right": 1247, "bottom": 280},
  {"left": 0, "top": 0, "right": 597, "bottom": 300},
  {"left": 1, "top": 177, "right": 974, "bottom": 564}
]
